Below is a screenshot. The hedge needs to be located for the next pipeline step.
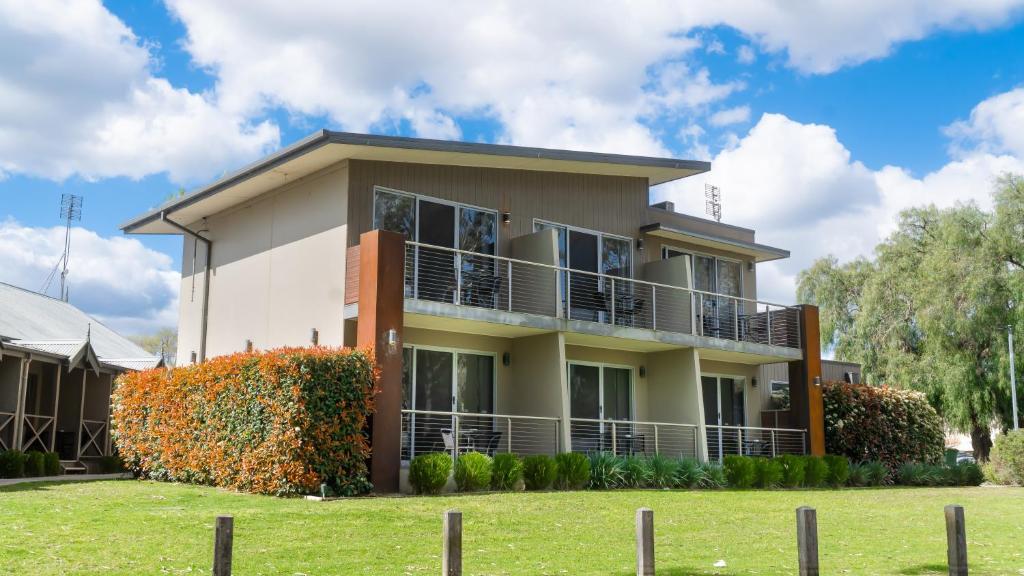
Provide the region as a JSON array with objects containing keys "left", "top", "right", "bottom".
[
  {"left": 989, "top": 430, "right": 1024, "bottom": 485},
  {"left": 822, "top": 381, "right": 944, "bottom": 469},
  {"left": 113, "top": 347, "right": 376, "bottom": 496}
]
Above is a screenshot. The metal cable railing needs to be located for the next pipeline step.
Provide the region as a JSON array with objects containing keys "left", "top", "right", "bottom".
[
  {"left": 704, "top": 425, "right": 807, "bottom": 461},
  {"left": 400, "top": 410, "right": 561, "bottom": 461},
  {"left": 403, "top": 241, "right": 801, "bottom": 348},
  {"left": 569, "top": 418, "right": 699, "bottom": 459}
]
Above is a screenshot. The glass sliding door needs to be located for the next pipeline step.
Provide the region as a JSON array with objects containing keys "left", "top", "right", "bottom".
[
  {"left": 458, "top": 207, "right": 498, "bottom": 308},
  {"left": 716, "top": 260, "right": 742, "bottom": 339},
  {"left": 417, "top": 200, "right": 457, "bottom": 303},
  {"left": 373, "top": 188, "right": 416, "bottom": 239},
  {"left": 702, "top": 374, "right": 746, "bottom": 461},
  {"left": 568, "top": 229, "right": 600, "bottom": 321},
  {"left": 569, "top": 363, "right": 633, "bottom": 454}
]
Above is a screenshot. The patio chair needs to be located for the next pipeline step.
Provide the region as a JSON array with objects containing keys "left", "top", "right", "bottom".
[{"left": 478, "top": 431, "right": 503, "bottom": 456}]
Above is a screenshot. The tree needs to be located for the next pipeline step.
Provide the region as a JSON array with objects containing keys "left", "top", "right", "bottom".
[
  {"left": 129, "top": 328, "right": 178, "bottom": 367},
  {"left": 797, "top": 175, "right": 1024, "bottom": 460}
]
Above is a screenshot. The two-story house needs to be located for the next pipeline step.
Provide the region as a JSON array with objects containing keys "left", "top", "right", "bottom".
[{"left": 121, "top": 131, "right": 824, "bottom": 493}]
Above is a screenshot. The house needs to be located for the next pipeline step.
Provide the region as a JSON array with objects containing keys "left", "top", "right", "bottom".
[
  {"left": 121, "top": 131, "right": 825, "bottom": 492},
  {"left": 0, "top": 283, "right": 162, "bottom": 473}
]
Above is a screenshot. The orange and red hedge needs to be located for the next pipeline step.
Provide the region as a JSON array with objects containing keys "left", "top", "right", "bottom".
[{"left": 112, "top": 347, "right": 376, "bottom": 496}]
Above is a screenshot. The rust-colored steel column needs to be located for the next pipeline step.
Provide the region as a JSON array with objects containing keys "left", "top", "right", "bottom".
[
  {"left": 356, "top": 229, "right": 406, "bottom": 493},
  {"left": 788, "top": 305, "right": 825, "bottom": 456}
]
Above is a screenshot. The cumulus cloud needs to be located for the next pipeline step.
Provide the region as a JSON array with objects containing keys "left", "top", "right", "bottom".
[
  {"left": 656, "top": 90, "right": 1024, "bottom": 304},
  {"left": 709, "top": 105, "right": 751, "bottom": 127},
  {"left": 0, "top": 0, "right": 279, "bottom": 183},
  {"left": 0, "top": 219, "right": 179, "bottom": 335}
]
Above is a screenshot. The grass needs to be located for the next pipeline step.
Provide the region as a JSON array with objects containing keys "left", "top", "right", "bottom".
[{"left": 1, "top": 481, "right": 1023, "bottom": 575}]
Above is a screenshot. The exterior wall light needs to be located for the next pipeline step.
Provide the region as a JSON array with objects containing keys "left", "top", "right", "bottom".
[
  {"left": 310, "top": 328, "right": 319, "bottom": 346},
  {"left": 638, "top": 365, "right": 646, "bottom": 378},
  {"left": 502, "top": 212, "right": 511, "bottom": 224},
  {"left": 637, "top": 239, "right": 645, "bottom": 251},
  {"left": 385, "top": 328, "right": 399, "bottom": 354},
  {"left": 502, "top": 352, "right": 511, "bottom": 366},
  {"left": 814, "top": 376, "right": 822, "bottom": 387},
  {"left": 751, "top": 377, "right": 758, "bottom": 388}
]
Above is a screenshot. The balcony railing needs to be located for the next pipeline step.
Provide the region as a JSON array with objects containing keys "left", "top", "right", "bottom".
[
  {"left": 569, "top": 418, "right": 699, "bottom": 459},
  {"left": 400, "top": 410, "right": 562, "bottom": 461},
  {"left": 0, "top": 410, "right": 14, "bottom": 451},
  {"left": 400, "top": 411, "right": 804, "bottom": 464},
  {"left": 403, "top": 241, "right": 801, "bottom": 348},
  {"left": 705, "top": 425, "right": 806, "bottom": 461}
]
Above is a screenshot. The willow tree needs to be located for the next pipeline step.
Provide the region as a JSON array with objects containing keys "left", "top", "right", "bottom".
[{"left": 798, "top": 175, "right": 1024, "bottom": 460}]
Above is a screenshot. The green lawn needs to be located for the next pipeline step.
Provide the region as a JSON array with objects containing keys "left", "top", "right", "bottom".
[{"left": 1, "top": 480, "right": 1022, "bottom": 575}]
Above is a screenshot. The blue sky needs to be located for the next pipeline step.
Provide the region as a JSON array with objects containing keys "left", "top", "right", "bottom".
[{"left": 2, "top": 1, "right": 1024, "bottom": 334}]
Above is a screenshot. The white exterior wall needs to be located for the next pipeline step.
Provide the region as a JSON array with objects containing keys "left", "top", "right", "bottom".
[{"left": 177, "top": 162, "right": 349, "bottom": 360}]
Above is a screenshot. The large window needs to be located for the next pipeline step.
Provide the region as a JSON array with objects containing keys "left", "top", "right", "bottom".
[
  {"left": 663, "top": 246, "right": 744, "bottom": 338},
  {"left": 535, "top": 220, "right": 633, "bottom": 321},
  {"left": 374, "top": 187, "right": 497, "bottom": 304},
  {"left": 768, "top": 380, "right": 791, "bottom": 411},
  {"left": 568, "top": 362, "right": 634, "bottom": 454}
]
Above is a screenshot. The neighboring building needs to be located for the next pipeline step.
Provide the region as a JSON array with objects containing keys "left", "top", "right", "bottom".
[
  {"left": 122, "top": 131, "right": 825, "bottom": 492},
  {"left": 758, "top": 360, "right": 861, "bottom": 428},
  {"left": 0, "top": 283, "right": 161, "bottom": 473}
]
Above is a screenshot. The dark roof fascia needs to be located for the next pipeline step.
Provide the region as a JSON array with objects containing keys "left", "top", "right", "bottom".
[{"left": 639, "top": 222, "right": 790, "bottom": 261}]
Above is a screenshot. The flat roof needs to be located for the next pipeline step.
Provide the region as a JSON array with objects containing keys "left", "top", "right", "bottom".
[
  {"left": 122, "top": 130, "right": 710, "bottom": 234},
  {"left": 640, "top": 222, "right": 790, "bottom": 263}
]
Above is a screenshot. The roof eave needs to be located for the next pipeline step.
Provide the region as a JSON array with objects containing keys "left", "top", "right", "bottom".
[{"left": 640, "top": 223, "right": 791, "bottom": 263}]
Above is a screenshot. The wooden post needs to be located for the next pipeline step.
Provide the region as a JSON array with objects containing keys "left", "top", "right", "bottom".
[
  {"left": 50, "top": 365, "right": 62, "bottom": 452},
  {"left": 443, "top": 510, "right": 462, "bottom": 576},
  {"left": 796, "top": 506, "right": 819, "bottom": 576},
  {"left": 636, "top": 508, "right": 654, "bottom": 576},
  {"left": 213, "top": 515, "right": 233, "bottom": 576},
  {"left": 945, "top": 505, "right": 967, "bottom": 576}
]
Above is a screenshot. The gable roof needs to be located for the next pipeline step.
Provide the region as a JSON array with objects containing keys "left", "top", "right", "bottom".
[
  {"left": 121, "top": 130, "right": 710, "bottom": 234},
  {"left": 0, "top": 283, "right": 161, "bottom": 370}
]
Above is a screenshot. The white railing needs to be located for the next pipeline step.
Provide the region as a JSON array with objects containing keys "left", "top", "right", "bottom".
[
  {"left": 20, "top": 413, "right": 55, "bottom": 452},
  {"left": 569, "top": 418, "right": 699, "bottom": 459},
  {"left": 403, "top": 241, "right": 801, "bottom": 349},
  {"left": 0, "top": 411, "right": 14, "bottom": 451},
  {"left": 80, "top": 419, "right": 109, "bottom": 458},
  {"left": 705, "top": 425, "right": 807, "bottom": 461},
  {"left": 400, "top": 410, "right": 561, "bottom": 461}
]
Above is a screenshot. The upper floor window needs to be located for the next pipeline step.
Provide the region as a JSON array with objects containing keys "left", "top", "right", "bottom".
[
  {"left": 534, "top": 220, "right": 632, "bottom": 278},
  {"left": 661, "top": 246, "right": 742, "bottom": 298},
  {"left": 373, "top": 186, "right": 497, "bottom": 255}
]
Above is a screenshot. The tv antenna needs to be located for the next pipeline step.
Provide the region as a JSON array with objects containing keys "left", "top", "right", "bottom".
[
  {"left": 41, "top": 194, "right": 83, "bottom": 301},
  {"left": 705, "top": 184, "right": 722, "bottom": 222}
]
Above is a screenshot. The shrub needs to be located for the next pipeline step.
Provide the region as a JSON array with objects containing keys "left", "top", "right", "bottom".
[
  {"left": 648, "top": 454, "right": 678, "bottom": 489},
  {"left": 25, "top": 451, "right": 46, "bottom": 477},
  {"left": 698, "top": 462, "right": 727, "bottom": 488},
  {"left": 848, "top": 461, "right": 870, "bottom": 487},
  {"left": 620, "top": 455, "right": 652, "bottom": 488},
  {"left": 454, "top": 452, "right": 492, "bottom": 492},
  {"left": 949, "top": 462, "right": 984, "bottom": 487},
  {"left": 863, "top": 460, "right": 890, "bottom": 486},
  {"left": 588, "top": 452, "right": 624, "bottom": 490},
  {"left": 409, "top": 452, "right": 452, "bottom": 494},
  {"left": 803, "top": 456, "right": 829, "bottom": 487},
  {"left": 97, "top": 455, "right": 125, "bottom": 474},
  {"left": 822, "top": 381, "right": 945, "bottom": 470},
  {"left": 897, "top": 462, "right": 949, "bottom": 486},
  {"left": 754, "top": 458, "right": 783, "bottom": 488},
  {"left": 43, "top": 452, "right": 61, "bottom": 477},
  {"left": 490, "top": 453, "right": 523, "bottom": 491},
  {"left": 778, "top": 454, "right": 806, "bottom": 487},
  {"left": 723, "top": 455, "right": 757, "bottom": 488},
  {"left": 0, "top": 450, "right": 28, "bottom": 478},
  {"left": 989, "top": 430, "right": 1024, "bottom": 485},
  {"left": 113, "top": 347, "right": 375, "bottom": 496},
  {"left": 823, "top": 455, "right": 850, "bottom": 487},
  {"left": 522, "top": 455, "right": 557, "bottom": 491},
  {"left": 674, "top": 458, "right": 703, "bottom": 488},
  {"left": 554, "top": 452, "right": 590, "bottom": 490}
]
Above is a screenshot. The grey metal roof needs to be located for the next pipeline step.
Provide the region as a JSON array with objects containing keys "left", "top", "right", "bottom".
[
  {"left": 639, "top": 222, "right": 791, "bottom": 263},
  {"left": 0, "top": 283, "right": 159, "bottom": 365},
  {"left": 121, "top": 130, "right": 710, "bottom": 233}
]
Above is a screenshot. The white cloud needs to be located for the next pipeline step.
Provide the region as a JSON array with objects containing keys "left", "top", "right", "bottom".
[
  {"left": 0, "top": 219, "right": 180, "bottom": 335},
  {"left": 736, "top": 45, "right": 756, "bottom": 65},
  {"left": 709, "top": 105, "right": 751, "bottom": 127},
  {"left": 0, "top": 0, "right": 279, "bottom": 183},
  {"left": 655, "top": 90, "right": 1024, "bottom": 304},
  {"left": 944, "top": 87, "right": 1024, "bottom": 159}
]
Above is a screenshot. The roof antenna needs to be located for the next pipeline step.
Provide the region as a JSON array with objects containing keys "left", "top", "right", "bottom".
[
  {"left": 42, "top": 194, "right": 83, "bottom": 300},
  {"left": 705, "top": 183, "right": 722, "bottom": 222}
]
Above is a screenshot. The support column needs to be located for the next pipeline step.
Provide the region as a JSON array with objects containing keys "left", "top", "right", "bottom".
[
  {"left": 356, "top": 230, "right": 406, "bottom": 493},
  {"left": 788, "top": 305, "right": 824, "bottom": 456},
  {"left": 104, "top": 373, "right": 114, "bottom": 456},
  {"left": 50, "top": 367, "right": 62, "bottom": 452},
  {"left": 75, "top": 369, "right": 87, "bottom": 461},
  {"left": 13, "top": 357, "right": 28, "bottom": 450}
]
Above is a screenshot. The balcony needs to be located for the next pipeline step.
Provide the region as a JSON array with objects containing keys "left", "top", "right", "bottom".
[{"left": 395, "top": 241, "right": 801, "bottom": 350}]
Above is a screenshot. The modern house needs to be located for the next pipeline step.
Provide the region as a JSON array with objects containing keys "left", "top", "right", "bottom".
[
  {"left": 0, "top": 283, "right": 162, "bottom": 473},
  {"left": 758, "top": 359, "right": 860, "bottom": 428},
  {"left": 121, "top": 131, "right": 824, "bottom": 493}
]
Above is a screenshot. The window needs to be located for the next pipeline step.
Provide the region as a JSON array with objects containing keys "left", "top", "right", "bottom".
[
  {"left": 663, "top": 247, "right": 745, "bottom": 339},
  {"left": 401, "top": 346, "right": 496, "bottom": 414},
  {"left": 768, "top": 380, "right": 791, "bottom": 411},
  {"left": 568, "top": 362, "right": 634, "bottom": 454}
]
